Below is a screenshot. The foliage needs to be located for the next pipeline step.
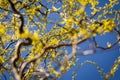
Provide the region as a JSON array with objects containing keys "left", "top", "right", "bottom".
[{"left": 0, "top": 0, "right": 120, "bottom": 80}]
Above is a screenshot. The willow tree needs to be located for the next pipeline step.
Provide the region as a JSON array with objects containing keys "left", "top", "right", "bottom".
[{"left": 0, "top": 0, "right": 120, "bottom": 80}]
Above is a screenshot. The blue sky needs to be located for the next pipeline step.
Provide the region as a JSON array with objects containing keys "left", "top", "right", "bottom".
[
  {"left": 0, "top": 0, "right": 120, "bottom": 80},
  {"left": 57, "top": 0, "right": 120, "bottom": 80},
  {"left": 58, "top": 31, "right": 120, "bottom": 80}
]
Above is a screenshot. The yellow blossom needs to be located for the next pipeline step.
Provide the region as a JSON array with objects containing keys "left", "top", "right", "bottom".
[
  {"left": 89, "top": 0, "right": 99, "bottom": 9},
  {"left": 110, "top": 64, "right": 119, "bottom": 76},
  {"left": 0, "top": 56, "right": 5, "bottom": 64},
  {"left": 68, "top": 0, "right": 74, "bottom": 8},
  {"left": 74, "top": 6, "right": 86, "bottom": 16},
  {"left": 49, "top": 68, "right": 60, "bottom": 78},
  {"left": 15, "top": 29, "right": 29, "bottom": 39},
  {"left": 103, "top": 19, "right": 115, "bottom": 33},
  {"left": 78, "top": 28, "right": 87, "bottom": 37},
  {"left": 107, "top": 42, "right": 111, "bottom": 48},
  {"left": 49, "top": 38, "right": 59, "bottom": 45},
  {"left": 32, "top": 31, "right": 40, "bottom": 41},
  {"left": 52, "top": 6, "right": 60, "bottom": 12},
  {"left": 60, "top": 66, "right": 65, "bottom": 71},
  {"left": 0, "top": 24, "right": 6, "bottom": 35},
  {"left": 29, "top": 68, "right": 34, "bottom": 73},
  {"left": 77, "top": 0, "right": 88, "bottom": 6},
  {"left": 51, "top": 53, "right": 56, "bottom": 58}
]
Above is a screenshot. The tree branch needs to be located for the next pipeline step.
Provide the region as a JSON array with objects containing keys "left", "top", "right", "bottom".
[
  {"left": 93, "top": 37, "right": 119, "bottom": 50},
  {"left": 5, "top": 40, "right": 18, "bottom": 50},
  {"left": 7, "top": 0, "right": 24, "bottom": 33},
  {"left": 11, "top": 38, "right": 32, "bottom": 80}
]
